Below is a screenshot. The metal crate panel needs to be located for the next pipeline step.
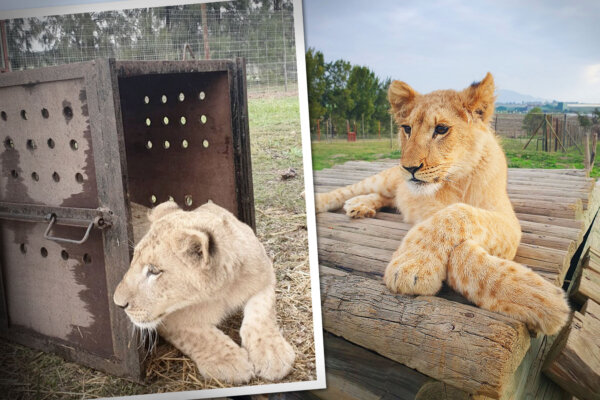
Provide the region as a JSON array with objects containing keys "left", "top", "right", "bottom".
[
  {"left": 0, "top": 78, "right": 99, "bottom": 208},
  {"left": 0, "top": 219, "right": 112, "bottom": 357},
  {"left": 119, "top": 71, "right": 237, "bottom": 212}
]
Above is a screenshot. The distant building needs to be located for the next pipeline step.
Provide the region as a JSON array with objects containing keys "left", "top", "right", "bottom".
[{"left": 561, "top": 103, "right": 600, "bottom": 113}]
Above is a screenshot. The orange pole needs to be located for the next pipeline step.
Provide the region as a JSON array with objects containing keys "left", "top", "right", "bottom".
[{"left": 378, "top": 121, "right": 381, "bottom": 139}]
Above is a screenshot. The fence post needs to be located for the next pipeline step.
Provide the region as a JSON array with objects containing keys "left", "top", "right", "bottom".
[
  {"left": 201, "top": 4, "right": 210, "bottom": 59},
  {"left": 281, "top": 8, "right": 288, "bottom": 92}
]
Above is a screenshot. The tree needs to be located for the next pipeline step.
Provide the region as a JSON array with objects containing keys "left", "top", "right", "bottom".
[
  {"left": 522, "top": 107, "right": 544, "bottom": 136},
  {"left": 305, "top": 48, "right": 327, "bottom": 125}
]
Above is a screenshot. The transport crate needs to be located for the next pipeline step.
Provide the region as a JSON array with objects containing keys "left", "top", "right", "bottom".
[{"left": 0, "top": 58, "right": 253, "bottom": 379}]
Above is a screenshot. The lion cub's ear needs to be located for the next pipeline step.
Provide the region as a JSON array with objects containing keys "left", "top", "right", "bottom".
[
  {"left": 148, "top": 201, "right": 180, "bottom": 223},
  {"left": 176, "top": 229, "right": 212, "bottom": 267},
  {"left": 388, "top": 80, "right": 418, "bottom": 121},
  {"left": 461, "top": 72, "right": 496, "bottom": 124}
]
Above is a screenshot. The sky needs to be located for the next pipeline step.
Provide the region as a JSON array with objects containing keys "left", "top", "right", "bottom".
[{"left": 303, "top": 0, "right": 600, "bottom": 103}]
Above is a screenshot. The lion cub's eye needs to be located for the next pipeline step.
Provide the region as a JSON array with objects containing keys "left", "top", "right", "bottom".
[
  {"left": 434, "top": 125, "right": 449, "bottom": 136},
  {"left": 401, "top": 125, "right": 412, "bottom": 137},
  {"left": 146, "top": 264, "right": 162, "bottom": 277}
]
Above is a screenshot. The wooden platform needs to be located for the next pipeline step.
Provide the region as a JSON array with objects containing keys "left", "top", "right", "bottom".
[{"left": 313, "top": 160, "right": 600, "bottom": 399}]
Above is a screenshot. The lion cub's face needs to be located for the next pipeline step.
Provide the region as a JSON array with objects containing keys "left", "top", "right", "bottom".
[
  {"left": 113, "top": 202, "right": 215, "bottom": 329},
  {"left": 388, "top": 73, "right": 496, "bottom": 195}
]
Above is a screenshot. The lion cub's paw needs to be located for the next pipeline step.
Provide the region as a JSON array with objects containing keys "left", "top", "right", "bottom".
[
  {"left": 383, "top": 256, "right": 443, "bottom": 296},
  {"left": 524, "top": 284, "right": 571, "bottom": 336},
  {"left": 197, "top": 348, "right": 255, "bottom": 384},
  {"left": 247, "top": 332, "right": 295, "bottom": 381},
  {"left": 343, "top": 197, "right": 376, "bottom": 219}
]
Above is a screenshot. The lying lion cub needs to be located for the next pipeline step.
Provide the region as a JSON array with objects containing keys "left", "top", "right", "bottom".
[
  {"left": 316, "top": 73, "right": 570, "bottom": 335},
  {"left": 114, "top": 201, "right": 295, "bottom": 383}
]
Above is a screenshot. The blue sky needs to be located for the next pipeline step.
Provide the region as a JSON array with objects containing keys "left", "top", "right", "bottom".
[{"left": 303, "top": 0, "right": 600, "bottom": 103}]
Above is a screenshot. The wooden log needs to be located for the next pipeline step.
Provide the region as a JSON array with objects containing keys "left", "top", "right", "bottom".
[
  {"left": 320, "top": 266, "right": 531, "bottom": 398},
  {"left": 570, "top": 250, "right": 600, "bottom": 306},
  {"left": 543, "top": 300, "right": 600, "bottom": 400},
  {"left": 314, "top": 182, "right": 582, "bottom": 219},
  {"left": 308, "top": 333, "right": 481, "bottom": 400}
]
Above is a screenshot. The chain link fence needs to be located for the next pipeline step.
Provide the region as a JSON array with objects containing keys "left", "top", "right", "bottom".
[{"left": 4, "top": 2, "right": 297, "bottom": 95}]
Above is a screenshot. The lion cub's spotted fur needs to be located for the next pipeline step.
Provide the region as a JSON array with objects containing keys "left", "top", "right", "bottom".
[
  {"left": 315, "top": 73, "right": 570, "bottom": 335},
  {"left": 114, "top": 201, "right": 295, "bottom": 383}
]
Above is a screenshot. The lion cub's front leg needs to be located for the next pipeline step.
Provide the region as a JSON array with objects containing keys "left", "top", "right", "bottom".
[
  {"left": 343, "top": 193, "right": 395, "bottom": 219},
  {"left": 240, "top": 285, "right": 295, "bottom": 381},
  {"left": 163, "top": 325, "right": 254, "bottom": 384}
]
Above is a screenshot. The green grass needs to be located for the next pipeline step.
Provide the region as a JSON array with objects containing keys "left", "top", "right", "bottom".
[
  {"left": 311, "top": 138, "right": 400, "bottom": 170},
  {"left": 311, "top": 137, "right": 600, "bottom": 178}
]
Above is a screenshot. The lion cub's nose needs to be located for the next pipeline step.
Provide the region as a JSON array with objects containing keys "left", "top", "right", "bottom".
[
  {"left": 403, "top": 163, "right": 423, "bottom": 175},
  {"left": 113, "top": 286, "right": 129, "bottom": 309},
  {"left": 116, "top": 302, "right": 129, "bottom": 309}
]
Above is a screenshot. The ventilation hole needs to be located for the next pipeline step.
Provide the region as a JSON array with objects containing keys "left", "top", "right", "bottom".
[
  {"left": 40, "top": 247, "right": 48, "bottom": 257},
  {"left": 75, "top": 173, "right": 83, "bottom": 183},
  {"left": 184, "top": 195, "right": 193, "bottom": 207},
  {"left": 163, "top": 140, "right": 170, "bottom": 149},
  {"left": 178, "top": 92, "right": 185, "bottom": 102},
  {"left": 168, "top": 195, "right": 174, "bottom": 201},
  {"left": 26, "top": 139, "right": 37, "bottom": 150},
  {"left": 181, "top": 139, "right": 189, "bottom": 148},
  {"left": 1, "top": 111, "right": 6, "bottom": 121},
  {"left": 63, "top": 106, "right": 73, "bottom": 120},
  {"left": 4, "top": 137, "right": 14, "bottom": 149},
  {"left": 41, "top": 108, "right": 49, "bottom": 118},
  {"left": 199, "top": 91, "right": 206, "bottom": 100},
  {"left": 47, "top": 138, "right": 55, "bottom": 148},
  {"left": 20, "top": 243, "right": 27, "bottom": 254},
  {"left": 202, "top": 139, "right": 209, "bottom": 148},
  {"left": 52, "top": 172, "right": 60, "bottom": 182},
  {"left": 70, "top": 139, "right": 78, "bottom": 150},
  {"left": 61, "top": 250, "right": 69, "bottom": 260},
  {"left": 145, "top": 118, "right": 151, "bottom": 126},
  {"left": 20, "top": 110, "right": 27, "bottom": 120},
  {"left": 150, "top": 194, "right": 157, "bottom": 204},
  {"left": 200, "top": 115, "right": 207, "bottom": 124},
  {"left": 162, "top": 116, "right": 169, "bottom": 125},
  {"left": 83, "top": 253, "right": 92, "bottom": 264},
  {"left": 10, "top": 170, "right": 18, "bottom": 178},
  {"left": 31, "top": 172, "right": 39, "bottom": 181},
  {"left": 180, "top": 116, "right": 187, "bottom": 125},
  {"left": 145, "top": 140, "right": 153, "bottom": 149},
  {"left": 144, "top": 96, "right": 150, "bottom": 104},
  {"left": 161, "top": 95, "right": 167, "bottom": 104}
]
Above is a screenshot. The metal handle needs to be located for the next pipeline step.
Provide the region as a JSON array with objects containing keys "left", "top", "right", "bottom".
[{"left": 43, "top": 214, "right": 95, "bottom": 245}]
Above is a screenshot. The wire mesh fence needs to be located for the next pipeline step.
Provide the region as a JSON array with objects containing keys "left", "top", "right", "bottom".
[
  {"left": 4, "top": 1, "right": 297, "bottom": 95},
  {"left": 312, "top": 112, "right": 595, "bottom": 155}
]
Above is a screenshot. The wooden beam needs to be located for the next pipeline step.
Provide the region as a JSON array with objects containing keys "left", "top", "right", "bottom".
[
  {"left": 543, "top": 300, "right": 600, "bottom": 400},
  {"left": 320, "top": 266, "right": 531, "bottom": 398}
]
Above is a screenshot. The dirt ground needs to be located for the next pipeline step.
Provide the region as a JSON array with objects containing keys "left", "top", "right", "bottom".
[{"left": 0, "top": 94, "right": 315, "bottom": 399}]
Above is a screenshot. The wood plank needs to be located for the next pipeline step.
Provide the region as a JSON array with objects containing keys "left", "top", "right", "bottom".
[
  {"left": 570, "top": 250, "right": 600, "bottom": 306},
  {"left": 320, "top": 266, "right": 531, "bottom": 398},
  {"left": 308, "top": 333, "right": 477, "bottom": 400},
  {"left": 543, "top": 300, "right": 600, "bottom": 400}
]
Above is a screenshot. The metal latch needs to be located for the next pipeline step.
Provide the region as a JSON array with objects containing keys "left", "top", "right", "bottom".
[
  {"left": 43, "top": 213, "right": 110, "bottom": 245},
  {"left": 0, "top": 203, "right": 113, "bottom": 245}
]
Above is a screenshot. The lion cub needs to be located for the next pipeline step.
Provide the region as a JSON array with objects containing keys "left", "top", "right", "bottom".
[
  {"left": 316, "top": 73, "right": 570, "bottom": 335},
  {"left": 114, "top": 201, "right": 295, "bottom": 383}
]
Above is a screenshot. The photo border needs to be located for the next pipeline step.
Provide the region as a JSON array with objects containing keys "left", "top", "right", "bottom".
[{"left": 0, "top": 0, "right": 326, "bottom": 399}]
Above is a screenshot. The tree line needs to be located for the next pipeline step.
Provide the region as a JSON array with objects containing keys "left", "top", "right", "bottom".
[{"left": 306, "top": 48, "right": 394, "bottom": 139}]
